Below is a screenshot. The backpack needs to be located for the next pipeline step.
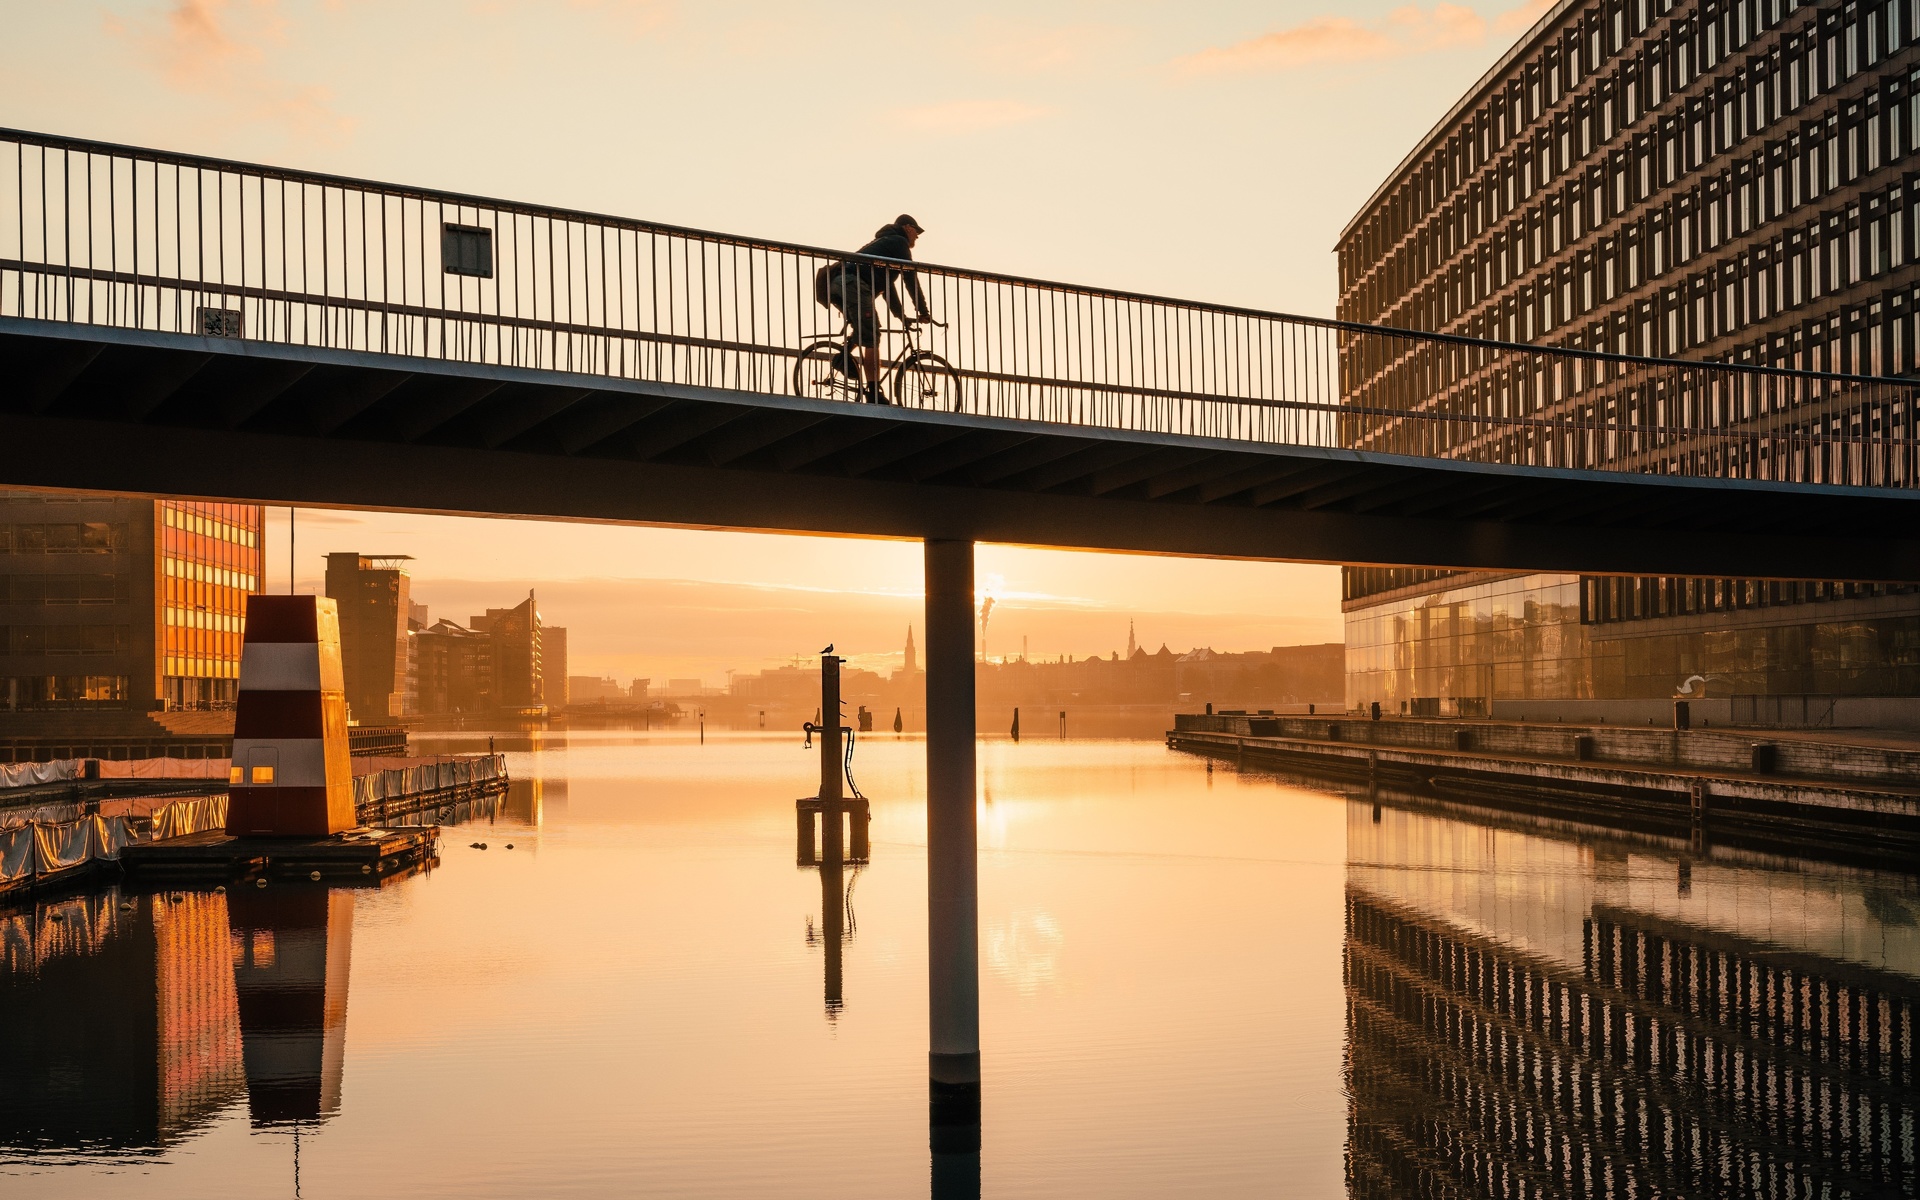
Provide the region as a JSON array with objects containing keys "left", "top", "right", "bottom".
[{"left": 814, "top": 264, "right": 836, "bottom": 307}]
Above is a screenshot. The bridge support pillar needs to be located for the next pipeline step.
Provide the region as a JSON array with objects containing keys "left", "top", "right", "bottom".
[{"left": 924, "top": 537, "right": 980, "bottom": 1167}]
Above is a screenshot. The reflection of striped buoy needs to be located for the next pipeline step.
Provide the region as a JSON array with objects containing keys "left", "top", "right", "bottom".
[{"left": 225, "top": 595, "right": 356, "bottom": 837}]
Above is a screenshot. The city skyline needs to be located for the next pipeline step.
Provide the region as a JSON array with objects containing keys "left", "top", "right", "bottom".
[{"left": 260, "top": 506, "right": 1343, "bottom": 685}]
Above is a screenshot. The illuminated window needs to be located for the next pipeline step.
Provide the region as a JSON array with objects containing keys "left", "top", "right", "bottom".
[
  {"left": 229, "top": 765, "right": 244, "bottom": 785},
  {"left": 250, "top": 765, "right": 275, "bottom": 784}
]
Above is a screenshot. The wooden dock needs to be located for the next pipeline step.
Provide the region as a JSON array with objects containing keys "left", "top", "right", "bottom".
[{"left": 120, "top": 825, "right": 439, "bottom": 882}]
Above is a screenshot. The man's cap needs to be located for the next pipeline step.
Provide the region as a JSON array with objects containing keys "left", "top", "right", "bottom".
[{"left": 895, "top": 213, "right": 924, "bottom": 232}]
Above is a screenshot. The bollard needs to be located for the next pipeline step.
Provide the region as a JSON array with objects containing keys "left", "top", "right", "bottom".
[
  {"left": 850, "top": 798, "right": 871, "bottom": 861},
  {"left": 796, "top": 799, "right": 817, "bottom": 866}
]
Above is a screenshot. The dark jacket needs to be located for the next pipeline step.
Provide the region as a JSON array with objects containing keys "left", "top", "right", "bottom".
[{"left": 832, "top": 224, "right": 930, "bottom": 319}]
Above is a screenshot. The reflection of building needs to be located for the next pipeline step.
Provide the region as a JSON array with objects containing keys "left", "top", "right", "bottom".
[
  {"left": 1337, "top": 0, "right": 1920, "bottom": 713},
  {"left": 325, "top": 553, "right": 413, "bottom": 721},
  {"left": 0, "top": 890, "right": 244, "bottom": 1147},
  {"left": 501, "top": 776, "right": 550, "bottom": 825},
  {"left": 1345, "top": 801, "right": 1919, "bottom": 1197},
  {"left": 227, "top": 885, "right": 353, "bottom": 1126},
  {"left": 0, "top": 490, "right": 264, "bottom": 713}
]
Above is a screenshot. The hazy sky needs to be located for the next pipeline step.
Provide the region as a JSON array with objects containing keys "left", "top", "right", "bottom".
[{"left": 4, "top": 0, "right": 1552, "bottom": 683}]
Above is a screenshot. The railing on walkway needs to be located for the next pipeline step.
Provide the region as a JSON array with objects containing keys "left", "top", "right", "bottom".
[{"left": 2, "top": 127, "right": 1916, "bottom": 487}]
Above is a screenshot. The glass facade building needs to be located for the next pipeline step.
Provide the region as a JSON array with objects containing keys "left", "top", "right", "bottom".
[
  {"left": 0, "top": 490, "right": 263, "bottom": 713},
  {"left": 1337, "top": 0, "right": 1920, "bottom": 710},
  {"left": 1347, "top": 570, "right": 1920, "bottom": 710}
]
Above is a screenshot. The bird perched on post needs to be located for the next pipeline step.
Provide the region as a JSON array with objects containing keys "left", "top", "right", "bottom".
[{"left": 820, "top": 644, "right": 834, "bottom": 654}]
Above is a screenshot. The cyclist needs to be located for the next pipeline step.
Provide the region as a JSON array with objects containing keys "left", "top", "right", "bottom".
[{"left": 820, "top": 214, "right": 932, "bottom": 403}]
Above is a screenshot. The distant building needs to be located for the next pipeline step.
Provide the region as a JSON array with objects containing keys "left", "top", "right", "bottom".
[
  {"left": 568, "top": 675, "right": 624, "bottom": 703},
  {"left": 627, "top": 678, "right": 650, "bottom": 701},
  {"left": 412, "top": 619, "right": 492, "bottom": 715},
  {"left": 902, "top": 625, "right": 918, "bottom": 677},
  {"left": 544, "top": 627, "right": 568, "bottom": 706},
  {"left": 0, "top": 490, "right": 264, "bottom": 714},
  {"left": 323, "top": 553, "right": 413, "bottom": 722},
  {"left": 472, "top": 593, "right": 543, "bottom": 713}
]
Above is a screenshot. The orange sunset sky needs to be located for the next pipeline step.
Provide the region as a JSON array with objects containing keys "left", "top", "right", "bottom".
[{"left": 4, "top": 0, "right": 1555, "bottom": 683}]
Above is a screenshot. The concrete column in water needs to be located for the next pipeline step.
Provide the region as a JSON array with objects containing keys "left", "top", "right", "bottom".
[{"left": 924, "top": 538, "right": 980, "bottom": 1153}]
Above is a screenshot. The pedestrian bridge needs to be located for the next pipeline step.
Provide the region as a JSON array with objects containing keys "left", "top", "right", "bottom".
[{"left": 2, "top": 126, "right": 1917, "bottom": 580}]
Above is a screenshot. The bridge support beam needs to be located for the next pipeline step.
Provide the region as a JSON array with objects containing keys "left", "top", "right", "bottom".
[{"left": 924, "top": 537, "right": 981, "bottom": 1165}]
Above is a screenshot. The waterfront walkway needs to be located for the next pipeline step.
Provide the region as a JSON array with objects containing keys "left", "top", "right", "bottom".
[{"left": 1169, "top": 712, "right": 1920, "bottom": 867}]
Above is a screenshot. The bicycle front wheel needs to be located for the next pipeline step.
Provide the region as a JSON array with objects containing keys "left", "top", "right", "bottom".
[
  {"left": 892, "top": 351, "right": 961, "bottom": 410},
  {"left": 793, "top": 340, "right": 857, "bottom": 401}
]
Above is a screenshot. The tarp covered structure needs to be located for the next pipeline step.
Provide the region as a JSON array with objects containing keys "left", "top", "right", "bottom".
[
  {"left": 0, "top": 760, "right": 79, "bottom": 788},
  {"left": 0, "top": 797, "right": 228, "bottom": 891}
]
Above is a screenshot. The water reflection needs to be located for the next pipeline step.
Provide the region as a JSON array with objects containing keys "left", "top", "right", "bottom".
[
  {"left": 227, "top": 885, "right": 352, "bottom": 1128},
  {"left": 1346, "top": 799, "right": 1920, "bottom": 1199},
  {"left": 0, "top": 876, "right": 380, "bottom": 1157},
  {"left": 804, "top": 861, "right": 859, "bottom": 1017},
  {"left": 0, "top": 890, "right": 243, "bottom": 1152}
]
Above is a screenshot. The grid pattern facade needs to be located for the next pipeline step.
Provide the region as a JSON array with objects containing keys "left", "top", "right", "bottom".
[
  {"left": 1346, "top": 891, "right": 1918, "bottom": 1198},
  {"left": 1339, "top": 0, "right": 1920, "bottom": 379},
  {"left": 1337, "top": 0, "right": 1920, "bottom": 705},
  {"left": 0, "top": 492, "right": 261, "bottom": 712},
  {"left": 159, "top": 500, "right": 263, "bottom": 708}
]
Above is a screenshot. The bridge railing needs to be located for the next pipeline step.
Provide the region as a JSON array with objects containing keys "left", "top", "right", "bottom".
[{"left": 2, "top": 127, "right": 1916, "bottom": 488}]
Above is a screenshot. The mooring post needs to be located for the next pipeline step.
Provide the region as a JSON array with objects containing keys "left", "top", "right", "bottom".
[
  {"left": 924, "top": 538, "right": 980, "bottom": 1159},
  {"left": 821, "top": 653, "right": 844, "bottom": 870}
]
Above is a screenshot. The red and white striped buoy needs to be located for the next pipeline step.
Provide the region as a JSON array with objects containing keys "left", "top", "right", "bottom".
[{"left": 225, "top": 595, "right": 356, "bottom": 837}]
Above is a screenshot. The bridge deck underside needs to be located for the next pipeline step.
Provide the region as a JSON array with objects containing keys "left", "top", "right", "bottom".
[{"left": 3, "top": 320, "right": 1916, "bottom": 580}]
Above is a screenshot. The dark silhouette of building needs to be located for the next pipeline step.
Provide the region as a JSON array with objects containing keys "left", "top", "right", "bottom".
[
  {"left": 0, "top": 491, "right": 264, "bottom": 715},
  {"left": 323, "top": 553, "right": 413, "bottom": 722},
  {"left": 1337, "top": 0, "right": 1920, "bottom": 714}
]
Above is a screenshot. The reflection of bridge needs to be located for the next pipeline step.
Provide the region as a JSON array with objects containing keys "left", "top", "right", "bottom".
[{"left": 7, "top": 127, "right": 1920, "bottom": 1169}]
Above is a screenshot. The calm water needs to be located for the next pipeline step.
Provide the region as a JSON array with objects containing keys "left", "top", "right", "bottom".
[{"left": 1, "top": 730, "right": 1914, "bottom": 1198}]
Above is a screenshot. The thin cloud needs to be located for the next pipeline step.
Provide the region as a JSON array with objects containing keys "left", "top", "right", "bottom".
[
  {"left": 888, "top": 99, "right": 1053, "bottom": 135},
  {"left": 971, "top": 18, "right": 1134, "bottom": 75},
  {"left": 1173, "top": 3, "right": 1491, "bottom": 75},
  {"left": 107, "top": 0, "right": 354, "bottom": 143},
  {"left": 1496, "top": 0, "right": 1559, "bottom": 33}
]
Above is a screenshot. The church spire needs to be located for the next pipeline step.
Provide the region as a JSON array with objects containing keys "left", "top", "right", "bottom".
[
  {"left": 1126, "top": 619, "right": 1136, "bottom": 660},
  {"left": 904, "top": 625, "right": 917, "bottom": 675}
]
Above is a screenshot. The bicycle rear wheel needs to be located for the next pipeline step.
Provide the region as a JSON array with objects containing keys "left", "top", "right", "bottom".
[
  {"left": 892, "top": 351, "right": 961, "bottom": 410},
  {"left": 793, "top": 340, "right": 859, "bottom": 401}
]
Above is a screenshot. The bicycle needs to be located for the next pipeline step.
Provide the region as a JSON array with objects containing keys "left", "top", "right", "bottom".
[{"left": 792, "top": 318, "right": 962, "bottom": 409}]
